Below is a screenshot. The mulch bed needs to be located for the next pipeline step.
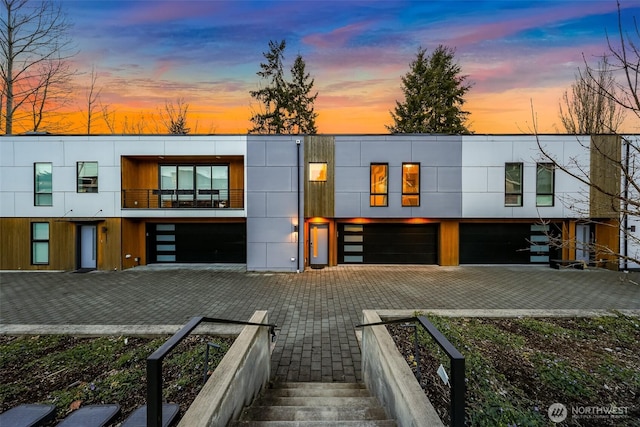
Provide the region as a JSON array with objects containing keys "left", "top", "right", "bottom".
[
  {"left": 0, "top": 334, "right": 234, "bottom": 425},
  {"left": 388, "top": 316, "right": 640, "bottom": 426}
]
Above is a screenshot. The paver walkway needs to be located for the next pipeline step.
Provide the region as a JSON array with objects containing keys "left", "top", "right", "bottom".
[{"left": 1, "top": 265, "right": 639, "bottom": 382}]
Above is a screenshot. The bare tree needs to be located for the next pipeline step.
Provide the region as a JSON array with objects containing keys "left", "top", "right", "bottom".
[
  {"left": 24, "top": 53, "right": 73, "bottom": 132},
  {"left": 1, "top": 0, "right": 76, "bottom": 134},
  {"left": 536, "top": 2, "right": 640, "bottom": 270},
  {"left": 83, "top": 65, "right": 101, "bottom": 134},
  {"left": 559, "top": 57, "right": 626, "bottom": 134},
  {"left": 159, "top": 98, "right": 192, "bottom": 134},
  {"left": 100, "top": 102, "right": 116, "bottom": 134}
]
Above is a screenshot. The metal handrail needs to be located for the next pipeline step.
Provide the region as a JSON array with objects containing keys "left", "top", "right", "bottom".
[
  {"left": 122, "top": 188, "right": 244, "bottom": 209},
  {"left": 146, "top": 316, "right": 277, "bottom": 427},
  {"left": 355, "top": 316, "right": 465, "bottom": 427}
]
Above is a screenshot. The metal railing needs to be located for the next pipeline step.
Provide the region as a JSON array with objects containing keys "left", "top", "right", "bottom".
[
  {"left": 356, "top": 315, "right": 465, "bottom": 427},
  {"left": 123, "top": 189, "right": 244, "bottom": 209},
  {"left": 146, "top": 316, "right": 277, "bottom": 427}
]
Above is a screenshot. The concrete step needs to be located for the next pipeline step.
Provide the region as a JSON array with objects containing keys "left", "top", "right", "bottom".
[
  {"left": 254, "top": 396, "right": 381, "bottom": 407},
  {"left": 274, "top": 382, "right": 367, "bottom": 390},
  {"left": 239, "top": 406, "right": 389, "bottom": 421},
  {"left": 267, "top": 388, "right": 373, "bottom": 398},
  {"left": 230, "top": 421, "right": 397, "bottom": 427},
  {"left": 230, "top": 382, "right": 397, "bottom": 427}
]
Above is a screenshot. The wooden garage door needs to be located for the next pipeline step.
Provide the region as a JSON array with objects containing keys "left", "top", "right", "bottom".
[{"left": 339, "top": 223, "right": 438, "bottom": 264}]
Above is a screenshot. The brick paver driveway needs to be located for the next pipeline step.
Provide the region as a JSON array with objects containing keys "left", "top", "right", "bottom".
[{"left": 1, "top": 265, "right": 639, "bottom": 382}]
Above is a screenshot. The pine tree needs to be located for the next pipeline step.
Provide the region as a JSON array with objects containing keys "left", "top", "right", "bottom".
[
  {"left": 249, "top": 40, "right": 289, "bottom": 134},
  {"left": 288, "top": 54, "right": 318, "bottom": 134},
  {"left": 388, "top": 46, "right": 472, "bottom": 134}
]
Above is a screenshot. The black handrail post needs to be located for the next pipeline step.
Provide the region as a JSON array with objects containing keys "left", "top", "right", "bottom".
[
  {"left": 146, "top": 316, "right": 204, "bottom": 427},
  {"left": 416, "top": 315, "right": 465, "bottom": 427},
  {"left": 450, "top": 354, "right": 465, "bottom": 427},
  {"left": 147, "top": 357, "right": 162, "bottom": 427},
  {"left": 145, "top": 316, "right": 277, "bottom": 427}
]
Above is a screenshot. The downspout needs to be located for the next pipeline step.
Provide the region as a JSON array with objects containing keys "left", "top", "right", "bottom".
[{"left": 296, "top": 138, "right": 301, "bottom": 273}]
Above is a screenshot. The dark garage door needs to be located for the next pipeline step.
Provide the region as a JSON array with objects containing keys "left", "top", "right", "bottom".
[
  {"left": 459, "top": 223, "right": 560, "bottom": 264},
  {"left": 147, "top": 222, "right": 246, "bottom": 263},
  {"left": 339, "top": 223, "right": 438, "bottom": 264}
]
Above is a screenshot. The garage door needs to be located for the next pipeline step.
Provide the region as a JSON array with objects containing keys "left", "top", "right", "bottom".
[
  {"left": 339, "top": 223, "right": 438, "bottom": 264},
  {"left": 147, "top": 223, "right": 246, "bottom": 263},
  {"left": 459, "top": 223, "right": 560, "bottom": 264}
]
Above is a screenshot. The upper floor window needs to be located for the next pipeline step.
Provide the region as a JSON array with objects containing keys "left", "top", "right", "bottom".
[
  {"left": 160, "top": 164, "right": 229, "bottom": 207},
  {"left": 77, "top": 162, "right": 98, "bottom": 193},
  {"left": 370, "top": 163, "right": 388, "bottom": 206},
  {"left": 34, "top": 163, "right": 52, "bottom": 206},
  {"left": 402, "top": 163, "right": 420, "bottom": 206},
  {"left": 536, "top": 163, "right": 555, "bottom": 207},
  {"left": 31, "top": 222, "right": 50, "bottom": 265},
  {"left": 505, "top": 163, "right": 523, "bottom": 207},
  {"left": 309, "top": 163, "right": 327, "bottom": 182}
]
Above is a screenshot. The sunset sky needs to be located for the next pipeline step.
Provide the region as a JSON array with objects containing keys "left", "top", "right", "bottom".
[{"left": 47, "top": 0, "right": 640, "bottom": 134}]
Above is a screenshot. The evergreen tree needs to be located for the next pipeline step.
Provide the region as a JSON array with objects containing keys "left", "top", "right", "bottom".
[
  {"left": 288, "top": 54, "right": 318, "bottom": 134},
  {"left": 250, "top": 41, "right": 319, "bottom": 134},
  {"left": 249, "top": 40, "right": 289, "bottom": 134},
  {"left": 388, "top": 46, "right": 472, "bottom": 134}
]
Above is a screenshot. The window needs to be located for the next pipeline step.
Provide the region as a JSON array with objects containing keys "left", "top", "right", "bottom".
[
  {"left": 32, "top": 222, "right": 50, "bottom": 264},
  {"left": 309, "top": 163, "right": 327, "bottom": 182},
  {"left": 370, "top": 163, "right": 388, "bottom": 206},
  {"left": 34, "top": 163, "right": 52, "bottom": 206},
  {"left": 402, "top": 163, "right": 420, "bottom": 206},
  {"left": 536, "top": 163, "right": 555, "bottom": 206},
  {"left": 505, "top": 163, "right": 523, "bottom": 206},
  {"left": 160, "top": 164, "right": 229, "bottom": 207},
  {"left": 77, "top": 162, "right": 98, "bottom": 193}
]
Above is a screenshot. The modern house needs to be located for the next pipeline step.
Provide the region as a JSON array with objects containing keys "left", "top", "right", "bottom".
[{"left": 1, "top": 134, "right": 638, "bottom": 272}]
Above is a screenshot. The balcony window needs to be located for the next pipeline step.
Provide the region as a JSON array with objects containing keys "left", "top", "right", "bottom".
[
  {"left": 402, "top": 163, "right": 420, "bottom": 206},
  {"left": 34, "top": 163, "right": 52, "bottom": 206},
  {"left": 160, "top": 164, "right": 229, "bottom": 207},
  {"left": 505, "top": 163, "right": 523, "bottom": 207},
  {"left": 77, "top": 162, "right": 98, "bottom": 193},
  {"left": 370, "top": 163, "right": 388, "bottom": 206},
  {"left": 536, "top": 163, "right": 555, "bottom": 207}
]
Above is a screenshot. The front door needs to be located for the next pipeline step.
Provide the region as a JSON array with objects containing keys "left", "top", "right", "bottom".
[
  {"left": 309, "top": 223, "right": 328, "bottom": 266},
  {"left": 80, "top": 225, "right": 97, "bottom": 269},
  {"left": 576, "top": 224, "right": 591, "bottom": 263}
]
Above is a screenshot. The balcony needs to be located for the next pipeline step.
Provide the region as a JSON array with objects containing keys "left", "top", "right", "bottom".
[{"left": 122, "top": 189, "right": 244, "bottom": 209}]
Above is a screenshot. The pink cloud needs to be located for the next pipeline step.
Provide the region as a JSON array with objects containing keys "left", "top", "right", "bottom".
[
  {"left": 445, "top": 3, "right": 618, "bottom": 48},
  {"left": 303, "top": 21, "right": 373, "bottom": 49}
]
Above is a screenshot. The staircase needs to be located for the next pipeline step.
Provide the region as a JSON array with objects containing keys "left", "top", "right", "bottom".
[{"left": 230, "top": 382, "right": 397, "bottom": 426}]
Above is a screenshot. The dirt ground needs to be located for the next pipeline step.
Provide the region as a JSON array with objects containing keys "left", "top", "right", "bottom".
[
  {"left": 0, "top": 334, "right": 234, "bottom": 426},
  {"left": 388, "top": 315, "right": 640, "bottom": 426}
]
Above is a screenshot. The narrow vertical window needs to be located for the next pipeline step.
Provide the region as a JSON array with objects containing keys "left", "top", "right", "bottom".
[
  {"left": 505, "top": 163, "right": 523, "bottom": 206},
  {"left": 32, "top": 222, "right": 50, "bottom": 264},
  {"left": 370, "top": 163, "right": 388, "bottom": 206},
  {"left": 77, "top": 162, "right": 98, "bottom": 193},
  {"left": 34, "top": 163, "right": 52, "bottom": 206},
  {"left": 309, "top": 163, "right": 327, "bottom": 182},
  {"left": 402, "top": 163, "right": 420, "bottom": 206},
  {"left": 536, "top": 163, "right": 555, "bottom": 206}
]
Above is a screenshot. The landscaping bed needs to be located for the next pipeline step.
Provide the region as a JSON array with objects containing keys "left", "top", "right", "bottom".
[
  {"left": 388, "top": 314, "right": 640, "bottom": 426},
  {"left": 0, "top": 334, "right": 233, "bottom": 425}
]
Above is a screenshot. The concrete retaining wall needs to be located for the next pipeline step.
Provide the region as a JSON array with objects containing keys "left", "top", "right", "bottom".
[
  {"left": 177, "top": 310, "right": 271, "bottom": 427},
  {"left": 361, "top": 310, "right": 444, "bottom": 427}
]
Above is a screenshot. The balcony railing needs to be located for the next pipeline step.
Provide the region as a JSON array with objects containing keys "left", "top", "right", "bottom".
[{"left": 122, "top": 189, "right": 244, "bottom": 209}]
